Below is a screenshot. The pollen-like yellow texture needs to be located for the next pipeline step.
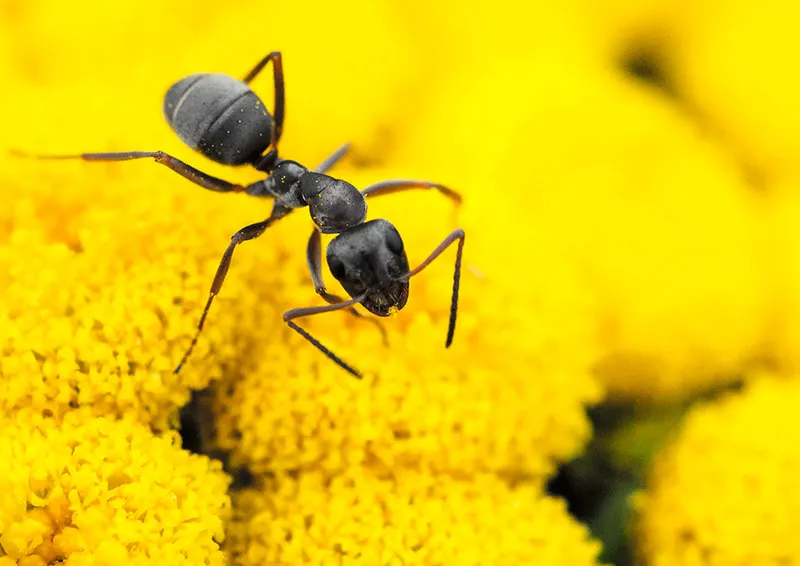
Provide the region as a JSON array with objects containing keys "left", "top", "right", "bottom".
[
  {"left": 228, "top": 468, "right": 603, "bottom": 566},
  {"left": 634, "top": 375, "right": 800, "bottom": 565},
  {"left": 0, "top": 139, "right": 287, "bottom": 430},
  {"left": 0, "top": 409, "right": 231, "bottom": 565}
]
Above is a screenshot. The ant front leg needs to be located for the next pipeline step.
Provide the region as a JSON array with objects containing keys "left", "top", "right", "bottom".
[
  {"left": 174, "top": 202, "right": 294, "bottom": 373},
  {"left": 361, "top": 179, "right": 462, "bottom": 205},
  {"left": 11, "top": 149, "right": 269, "bottom": 195},
  {"left": 407, "top": 228, "right": 466, "bottom": 347},
  {"left": 242, "top": 51, "right": 285, "bottom": 146},
  {"left": 283, "top": 294, "right": 369, "bottom": 378},
  {"left": 306, "top": 229, "right": 388, "bottom": 344}
]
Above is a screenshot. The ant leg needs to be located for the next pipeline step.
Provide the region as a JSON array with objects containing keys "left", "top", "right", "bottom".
[
  {"left": 360, "top": 179, "right": 462, "bottom": 205},
  {"left": 283, "top": 294, "right": 369, "bottom": 378},
  {"left": 306, "top": 229, "right": 388, "bottom": 344},
  {"left": 306, "top": 229, "right": 341, "bottom": 302},
  {"left": 12, "top": 149, "right": 259, "bottom": 194},
  {"left": 314, "top": 143, "right": 352, "bottom": 174},
  {"left": 242, "top": 51, "right": 285, "bottom": 146},
  {"left": 174, "top": 203, "right": 294, "bottom": 373},
  {"left": 406, "top": 229, "right": 466, "bottom": 347}
]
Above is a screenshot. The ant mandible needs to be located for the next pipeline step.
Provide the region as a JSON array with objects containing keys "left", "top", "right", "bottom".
[{"left": 20, "top": 52, "right": 466, "bottom": 378}]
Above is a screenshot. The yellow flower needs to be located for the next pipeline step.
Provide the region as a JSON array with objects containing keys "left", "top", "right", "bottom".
[
  {"left": 763, "top": 182, "right": 800, "bottom": 374},
  {"left": 228, "top": 467, "right": 603, "bottom": 566},
  {"left": 0, "top": 409, "right": 231, "bottom": 565},
  {"left": 634, "top": 375, "right": 800, "bottom": 565},
  {"left": 393, "top": 56, "right": 770, "bottom": 402},
  {"left": 566, "top": 0, "right": 800, "bottom": 185},
  {"left": 0, "top": 140, "right": 289, "bottom": 430},
  {"left": 668, "top": 0, "right": 800, "bottom": 186}
]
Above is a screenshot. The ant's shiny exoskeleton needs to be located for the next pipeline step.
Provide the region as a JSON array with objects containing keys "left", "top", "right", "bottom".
[{"left": 18, "top": 52, "right": 465, "bottom": 378}]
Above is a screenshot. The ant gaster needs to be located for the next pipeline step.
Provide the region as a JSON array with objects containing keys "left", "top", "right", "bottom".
[{"left": 20, "top": 52, "right": 466, "bottom": 378}]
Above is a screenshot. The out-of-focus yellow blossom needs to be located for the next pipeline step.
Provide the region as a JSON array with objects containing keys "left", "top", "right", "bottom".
[
  {"left": 394, "top": 57, "right": 770, "bottom": 401},
  {"left": 566, "top": 0, "right": 689, "bottom": 60},
  {"left": 667, "top": 0, "right": 800, "bottom": 186},
  {"left": 228, "top": 468, "right": 603, "bottom": 566},
  {"left": 209, "top": 164, "right": 602, "bottom": 480},
  {"left": 762, "top": 182, "right": 800, "bottom": 373},
  {"left": 560, "top": 0, "right": 800, "bottom": 186},
  {"left": 0, "top": 409, "right": 230, "bottom": 565},
  {"left": 634, "top": 375, "right": 800, "bottom": 565}
]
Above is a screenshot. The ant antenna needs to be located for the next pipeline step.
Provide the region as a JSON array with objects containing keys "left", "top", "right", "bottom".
[
  {"left": 282, "top": 294, "right": 369, "bottom": 378},
  {"left": 406, "top": 228, "right": 466, "bottom": 347}
]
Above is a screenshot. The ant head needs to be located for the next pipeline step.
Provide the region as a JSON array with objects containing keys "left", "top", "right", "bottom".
[{"left": 326, "top": 219, "right": 410, "bottom": 317}]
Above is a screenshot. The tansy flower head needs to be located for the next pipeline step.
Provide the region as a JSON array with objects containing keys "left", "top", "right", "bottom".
[
  {"left": 393, "top": 57, "right": 769, "bottom": 402},
  {"left": 0, "top": 141, "right": 294, "bottom": 430},
  {"left": 228, "top": 467, "right": 604, "bottom": 566},
  {"left": 553, "top": 0, "right": 800, "bottom": 185},
  {"left": 634, "top": 375, "right": 800, "bottom": 565},
  {"left": 667, "top": 0, "right": 800, "bottom": 186},
  {"left": 0, "top": 409, "right": 231, "bottom": 565},
  {"left": 763, "top": 182, "right": 800, "bottom": 373}
]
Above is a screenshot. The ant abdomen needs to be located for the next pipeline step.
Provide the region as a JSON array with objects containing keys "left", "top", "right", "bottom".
[{"left": 163, "top": 73, "right": 273, "bottom": 166}]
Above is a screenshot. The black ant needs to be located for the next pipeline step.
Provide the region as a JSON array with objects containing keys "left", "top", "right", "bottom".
[{"left": 17, "top": 52, "right": 465, "bottom": 378}]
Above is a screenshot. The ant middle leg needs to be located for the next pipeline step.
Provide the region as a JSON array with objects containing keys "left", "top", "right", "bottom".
[
  {"left": 174, "top": 202, "right": 294, "bottom": 373},
  {"left": 242, "top": 51, "right": 285, "bottom": 146},
  {"left": 306, "top": 229, "right": 388, "bottom": 344},
  {"left": 360, "top": 179, "right": 462, "bottom": 205},
  {"left": 12, "top": 149, "right": 260, "bottom": 194}
]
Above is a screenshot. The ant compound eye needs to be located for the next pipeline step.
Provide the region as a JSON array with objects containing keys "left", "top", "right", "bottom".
[
  {"left": 385, "top": 226, "right": 404, "bottom": 256},
  {"left": 328, "top": 255, "right": 347, "bottom": 281}
]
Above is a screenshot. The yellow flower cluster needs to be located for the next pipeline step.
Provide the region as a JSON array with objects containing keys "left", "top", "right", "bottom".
[
  {"left": 1, "top": 0, "right": 608, "bottom": 563},
  {"left": 414, "top": 0, "right": 800, "bottom": 403},
  {"left": 558, "top": 0, "right": 800, "bottom": 395},
  {"left": 6, "top": 0, "right": 798, "bottom": 560},
  {"left": 0, "top": 138, "right": 279, "bottom": 431},
  {"left": 0, "top": 409, "right": 230, "bottom": 565},
  {"left": 393, "top": 56, "right": 770, "bottom": 401},
  {"left": 634, "top": 375, "right": 800, "bottom": 565},
  {"left": 208, "top": 167, "right": 601, "bottom": 481},
  {"left": 229, "top": 470, "right": 600, "bottom": 566}
]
